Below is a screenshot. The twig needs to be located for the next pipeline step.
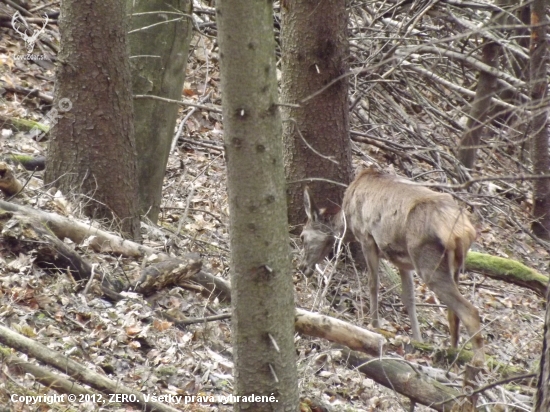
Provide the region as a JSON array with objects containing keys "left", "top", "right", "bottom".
[
  {"left": 134, "top": 94, "right": 222, "bottom": 113},
  {"left": 424, "top": 174, "right": 550, "bottom": 190},
  {"left": 397, "top": 45, "right": 525, "bottom": 88},
  {"left": 283, "top": 118, "right": 339, "bottom": 164}
]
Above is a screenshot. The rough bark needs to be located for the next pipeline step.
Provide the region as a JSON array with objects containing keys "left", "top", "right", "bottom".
[
  {"left": 215, "top": 0, "right": 299, "bottom": 410},
  {"left": 280, "top": 0, "right": 352, "bottom": 230},
  {"left": 127, "top": 0, "right": 193, "bottom": 222},
  {"left": 529, "top": 0, "right": 550, "bottom": 240},
  {"left": 45, "top": 0, "right": 139, "bottom": 238}
]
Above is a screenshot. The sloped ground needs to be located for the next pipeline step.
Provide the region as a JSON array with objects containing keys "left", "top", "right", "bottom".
[{"left": 0, "top": 0, "right": 547, "bottom": 411}]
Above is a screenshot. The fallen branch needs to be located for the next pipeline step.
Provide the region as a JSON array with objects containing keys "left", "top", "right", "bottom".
[
  {"left": 134, "top": 94, "right": 222, "bottom": 113},
  {"left": 0, "top": 201, "right": 538, "bottom": 408},
  {"left": 0, "top": 115, "right": 50, "bottom": 134},
  {"left": 340, "top": 348, "right": 460, "bottom": 411},
  {"left": 3, "top": 153, "right": 47, "bottom": 171},
  {"left": 0, "top": 202, "right": 220, "bottom": 300},
  {"left": 0, "top": 200, "right": 160, "bottom": 257},
  {"left": 399, "top": 45, "right": 525, "bottom": 88},
  {"left": 0, "top": 81, "right": 53, "bottom": 104},
  {"left": 0, "top": 326, "right": 180, "bottom": 412},
  {"left": 295, "top": 309, "right": 385, "bottom": 357},
  {"left": 1, "top": 354, "right": 94, "bottom": 397}
]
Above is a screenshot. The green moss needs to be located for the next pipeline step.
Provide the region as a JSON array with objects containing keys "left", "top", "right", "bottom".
[
  {"left": 466, "top": 251, "right": 548, "bottom": 284},
  {"left": 9, "top": 118, "right": 49, "bottom": 133},
  {"left": 156, "top": 365, "right": 177, "bottom": 377}
]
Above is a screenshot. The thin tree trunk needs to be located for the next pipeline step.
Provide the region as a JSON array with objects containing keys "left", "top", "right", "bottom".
[
  {"left": 529, "top": 0, "right": 550, "bottom": 240},
  {"left": 534, "top": 281, "right": 550, "bottom": 409},
  {"left": 458, "top": 41, "right": 499, "bottom": 169},
  {"left": 128, "top": 0, "right": 193, "bottom": 222},
  {"left": 215, "top": 0, "right": 299, "bottom": 410}
]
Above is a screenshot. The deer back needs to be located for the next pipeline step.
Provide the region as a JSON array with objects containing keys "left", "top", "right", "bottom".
[{"left": 342, "top": 169, "right": 475, "bottom": 272}]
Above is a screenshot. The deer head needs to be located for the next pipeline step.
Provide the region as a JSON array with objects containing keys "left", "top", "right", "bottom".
[{"left": 299, "top": 187, "right": 340, "bottom": 276}]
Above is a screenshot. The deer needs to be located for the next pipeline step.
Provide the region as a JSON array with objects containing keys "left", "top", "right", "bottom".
[{"left": 300, "top": 168, "right": 484, "bottom": 365}]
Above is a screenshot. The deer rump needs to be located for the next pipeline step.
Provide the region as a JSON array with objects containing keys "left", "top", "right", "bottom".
[{"left": 301, "top": 168, "right": 483, "bottom": 364}]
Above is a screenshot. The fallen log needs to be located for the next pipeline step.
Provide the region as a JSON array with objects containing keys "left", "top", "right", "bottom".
[
  {"left": 2, "top": 354, "right": 94, "bottom": 397},
  {"left": 0, "top": 200, "right": 159, "bottom": 258},
  {"left": 295, "top": 308, "right": 385, "bottom": 356},
  {"left": 340, "top": 348, "right": 461, "bottom": 412},
  {"left": 0, "top": 200, "right": 536, "bottom": 409},
  {"left": 0, "top": 205, "right": 209, "bottom": 299},
  {"left": 2, "top": 201, "right": 543, "bottom": 299},
  {"left": 0, "top": 325, "right": 180, "bottom": 412},
  {"left": 134, "top": 255, "right": 202, "bottom": 295},
  {"left": 466, "top": 251, "right": 548, "bottom": 297}
]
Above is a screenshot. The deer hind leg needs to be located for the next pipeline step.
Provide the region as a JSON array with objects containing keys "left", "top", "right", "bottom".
[
  {"left": 448, "top": 269, "right": 460, "bottom": 348},
  {"left": 448, "top": 310, "right": 460, "bottom": 348},
  {"left": 431, "top": 279, "right": 483, "bottom": 365},
  {"left": 413, "top": 245, "right": 484, "bottom": 365},
  {"left": 361, "top": 236, "right": 380, "bottom": 329},
  {"left": 399, "top": 269, "right": 422, "bottom": 342}
]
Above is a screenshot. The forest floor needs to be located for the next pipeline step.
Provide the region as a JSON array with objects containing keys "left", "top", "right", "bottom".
[{"left": 0, "top": 0, "right": 548, "bottom": 411}]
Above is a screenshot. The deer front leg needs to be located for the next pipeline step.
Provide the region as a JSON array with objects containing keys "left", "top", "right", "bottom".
[
  {"left": 362, "top": 236, "right": 380, "bottom": 329},
  {"left": 399, "top": 269, "right": 422, "bottom": 342},
  {"left": 448, "top": 269, "right": 460, "bottom": 348}
]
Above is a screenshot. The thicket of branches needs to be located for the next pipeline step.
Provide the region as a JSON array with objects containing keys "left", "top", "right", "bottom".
[
  {"left": 187, "top": 0, "right": 548, "bottom": 256},
  {"left": 341, "top": 1, "right": 545, "bottom": 253}
]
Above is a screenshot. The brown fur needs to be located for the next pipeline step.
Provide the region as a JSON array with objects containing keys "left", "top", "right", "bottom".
[
  {"left": 301, "top": 168, "right": 483, "bottom": 365},
  {"left": 342, "top": 169, "right": 475, "bottom": 272}
]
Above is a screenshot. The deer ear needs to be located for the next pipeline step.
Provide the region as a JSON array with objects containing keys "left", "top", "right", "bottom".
[{"left": 303, "top": 186, "right": 318, "bottom": 221}]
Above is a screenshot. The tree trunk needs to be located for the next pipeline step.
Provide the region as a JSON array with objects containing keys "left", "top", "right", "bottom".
[
  {"left": 280, "top": 0, "right": 352, "bottom": 230},
  {"left": 535, "top": 280, "right": 550, "bottom": 410},
  {"left": 215, "top": 0, "right": 299, "bottom": 410},
  {"left": 529, "top": 0, "right": 550, "bottom": 240},
  {"left": 458, "top": 40, "right": 499, "bottom": 169},
  {"left": 45, "top": 0, "right": 139, "bottom": 238},
  {"left": 128, "top": 0, "right": 193, "bottom": 222},
  {"left": 532, "top": 0, "right": 550, "bottom": 405},
  {"left": 491, "top": 0, "right": 529, "bottom": 135}
]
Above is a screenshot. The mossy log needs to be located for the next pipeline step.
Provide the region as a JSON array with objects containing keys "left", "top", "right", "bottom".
[
  {"left": 5, "top": 154, "right": 46, "bottom": 171},
  {"left": 0, "top": 115, "right": 49, "bottom": 133},
  {"left": 466, "top": 251, "right": 548, "bottom": 297}
]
